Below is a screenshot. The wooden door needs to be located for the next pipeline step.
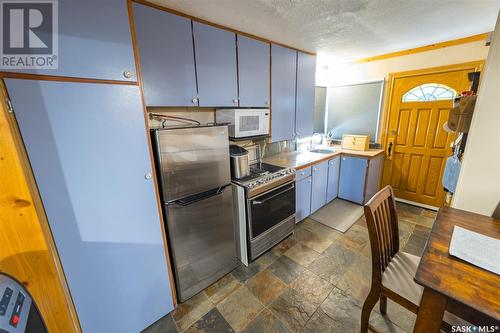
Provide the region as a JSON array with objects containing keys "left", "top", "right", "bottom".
[
  {"left": 237, "top": 35, "right": 270, "bottom": 107},
  {"left": 133, "top": 2, "right": 198, "bottom": 106},
  {"left": 193, "top": 22, "right": 238, "bottom": 107},
  {"left": 295, "top": 52, "right": 316, "bottom": 138},
  {"left": 5, "top": 79, "right": 174, "bottom": 333},
  {"left": 271, "top": 44, "right": 296, "bottom": 142},
  {"left": 381, "top": 63, "right": 483, "bottom": 207}
]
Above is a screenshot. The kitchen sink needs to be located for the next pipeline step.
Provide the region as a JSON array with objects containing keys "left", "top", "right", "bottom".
[{"left": 310, "top": 148, "right": 337, "bottom": 154}]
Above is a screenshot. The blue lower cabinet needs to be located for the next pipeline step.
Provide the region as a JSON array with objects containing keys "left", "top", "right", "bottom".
[
  {"left": 326, "top": 157, "right": 340, "bottom": 202},
  {"left": 296, "top": 177, "right": 312, "bottom": 223},
  {"left": 365, "top": 155, "right": 383, "bottom": 203},
  {"left": 339, "top": 156, "right": 368, "bottom": 204},
  {"left": 311, "top": 161, "right": 329, "bottom": 213}
]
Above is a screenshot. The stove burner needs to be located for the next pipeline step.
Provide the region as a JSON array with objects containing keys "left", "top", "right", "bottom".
[{"left": 232, "top": 162, "right": 295, "bottom": 192}]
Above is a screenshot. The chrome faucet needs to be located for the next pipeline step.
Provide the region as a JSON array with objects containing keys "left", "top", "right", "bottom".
[{"left": 310, "top": 132, "right": 325, "bottom": 150}]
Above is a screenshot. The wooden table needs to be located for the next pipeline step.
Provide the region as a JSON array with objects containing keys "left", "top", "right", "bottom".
[{"left": 413, "top": 207, "right": 500, "bottom": 332}]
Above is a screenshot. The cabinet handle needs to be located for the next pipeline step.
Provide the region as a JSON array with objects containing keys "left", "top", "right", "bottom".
[
  {"left": 123, "top": 70, "right": 133, "bottom": 79},
  {"left": 233, "top": 99, "right": 239, "bottom": 104},
  {"left": 144, "top": 172, "right": 152, "bottom": 180},
  {"left": 308, "top": 179, "right": 312, "bottom": 183},
  {"left": 191, "top": 98, "right": 198, "bottom": 104},
  {"left": 265, "top": 100, "right": 269, "bottom": 105}
]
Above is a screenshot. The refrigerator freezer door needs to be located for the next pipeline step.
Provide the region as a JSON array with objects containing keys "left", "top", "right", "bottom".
[
  {"left": 166, "top": 186, "right": 237, "bottom": 301},
  {"left": 154, "top": 126, "right": 231, "bottom": 202}
]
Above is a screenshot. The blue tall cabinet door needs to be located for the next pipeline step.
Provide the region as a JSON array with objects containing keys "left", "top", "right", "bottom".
[
  {"left": 271, "top": 45, "right": 297, "bottom": 142},
  {"left": 11, "top": 0, "right": 137, "bottom": 82},
  {"left": 296, "top": 177, "right": 312, "bottom": 223},
  {"left": 5, "top": 79, "right": 173, "bottom": 333},
  {"left": 237, "top": 35, "right": 270, "bottom": 107},
  {"left": 295, "top": 52, "right": 316, "bottom": 138},
  {"left": 193, "top": 22, "right": 238, "bottom": 107},
  {"left": 339, "top": 156, "right": 368, "bottom": 204},
  {"left": 133, "top": 3, "right": 198, "bottom": 106},
  {"left": 327, "top": 157, "right": 340, "bottom": 202},
  {"left": 311, "top": 161, "right": 329, "bottom": 213}
]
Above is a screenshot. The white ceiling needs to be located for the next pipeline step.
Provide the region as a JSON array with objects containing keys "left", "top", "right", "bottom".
[{"left": 150, "top": 0, "right": 500, "bottom": 63}]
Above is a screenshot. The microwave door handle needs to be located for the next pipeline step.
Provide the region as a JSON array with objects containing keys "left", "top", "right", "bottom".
[{"left": 252, "top": 184, "right": 294, "bottom": 205}]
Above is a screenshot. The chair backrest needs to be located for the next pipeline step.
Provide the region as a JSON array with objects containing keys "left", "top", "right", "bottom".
[{"left": 364, "top": 185, "right": 400, "bottom": 282}]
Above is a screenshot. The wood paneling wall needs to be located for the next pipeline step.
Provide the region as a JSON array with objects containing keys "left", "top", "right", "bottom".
[{"left": 0, "top": 82, "right": 81, "bottom": 333}]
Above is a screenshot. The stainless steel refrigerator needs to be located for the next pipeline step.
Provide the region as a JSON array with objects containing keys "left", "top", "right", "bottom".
[{"left": 151, "top": 125, "right": 237, "bottom": 302}]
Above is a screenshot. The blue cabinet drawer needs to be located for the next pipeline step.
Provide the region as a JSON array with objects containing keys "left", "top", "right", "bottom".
[{"left": 296, "top": 167, "right": 312, "bottom": 181}]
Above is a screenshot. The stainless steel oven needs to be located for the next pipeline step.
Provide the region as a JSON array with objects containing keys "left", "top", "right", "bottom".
[{"left": 246, "top": 180, "right": 295, "bottom": 259}]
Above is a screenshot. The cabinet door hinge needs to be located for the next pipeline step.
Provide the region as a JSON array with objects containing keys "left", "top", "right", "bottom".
[{"left": 5, "top": 98, "right": 14, "bottom": 113}]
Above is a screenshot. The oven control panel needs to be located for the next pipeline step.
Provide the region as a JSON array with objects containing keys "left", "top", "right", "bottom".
[{"left": 0, "top": 275, "right": 33, "bottom": 333}]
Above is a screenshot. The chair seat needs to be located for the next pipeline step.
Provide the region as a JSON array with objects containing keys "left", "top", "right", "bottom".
[
  {"left": 382, "top": 251, "right": 469, "bottom": 327},
  {"left": 382, "top": 251, "right": 423, "bottom": 305}
]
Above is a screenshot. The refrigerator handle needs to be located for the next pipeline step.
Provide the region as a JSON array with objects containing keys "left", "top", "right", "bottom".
[{"left": 171, "top": 186, "right": 227, "bottom": 207}]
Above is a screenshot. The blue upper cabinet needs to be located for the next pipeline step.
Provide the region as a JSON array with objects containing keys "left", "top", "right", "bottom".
[
  {"left": 193, "top": 22, "right": 238, "bottom": 107},
  {"left": 271, "top": 45, "right": 297, "bottom": 142},
  {"left": 338, "top": 156, "right": 368, "bottom": 204},
  {"left": 295, "top": 52, "right": 316, "bottom": 138},
  {"left": 133, "top": 3, "right": 198, "bottom": 106},
  {"left": 237, "top": 35, "right": 270, "bottom": 107},
  {"left": 5, "top": 79, "right": 173, "bottom": 332},
  {"left": 311, "top": 161, "right": 329, "bottom": 213},
  {"left": 327, "top": 156, "right": 340, "bottom": 202},
  {"left": 9, "top": 0, "right": 136, "bottom": 81}
]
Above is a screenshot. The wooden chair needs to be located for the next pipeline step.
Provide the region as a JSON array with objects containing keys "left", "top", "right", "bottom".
[{"left": 361, "top": 185, "right": 463, "bottom": 333}]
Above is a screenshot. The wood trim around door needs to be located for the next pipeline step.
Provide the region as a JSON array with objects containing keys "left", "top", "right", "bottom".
[{"left": 379, "top": 60, "right": 485, "bottom": 153}]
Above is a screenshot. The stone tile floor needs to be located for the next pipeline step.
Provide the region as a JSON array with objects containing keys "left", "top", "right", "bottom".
[{"left": 143, "top": 202, "right": 435, "bottom": 333}]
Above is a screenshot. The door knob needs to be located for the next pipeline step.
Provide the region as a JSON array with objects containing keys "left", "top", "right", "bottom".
[
  {"left": 145, "top": 172, "right": 152, "bottom": 180},
  {"left": 123, "top": 70, "right": 133, "bottom": 79},
  {"left": 386, "top": 139, "right": 394, "bottom": 160},
  {"left": 191, "top": 98, "right": 198, "bottom": 104}
]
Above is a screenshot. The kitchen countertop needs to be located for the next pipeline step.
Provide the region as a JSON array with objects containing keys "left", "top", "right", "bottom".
[{"left": 263, "top": 146, "right": 384, "bottom": 170}]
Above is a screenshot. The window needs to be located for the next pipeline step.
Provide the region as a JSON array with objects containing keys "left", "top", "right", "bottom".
[{"left": 402, "top": 83, "right": 456, "bottom": 102}]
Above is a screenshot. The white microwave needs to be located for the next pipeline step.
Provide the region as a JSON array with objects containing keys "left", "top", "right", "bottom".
[{"left": 216, "top": 109, "right": 270, "bottom": 138}]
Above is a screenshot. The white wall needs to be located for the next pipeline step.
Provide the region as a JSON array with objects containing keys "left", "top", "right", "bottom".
[
  {"left": 452, "top": 14, "right": 500, "bottom": 216},
  {"left": 316, "top": 40, "right": 490, "bottom": 87}
]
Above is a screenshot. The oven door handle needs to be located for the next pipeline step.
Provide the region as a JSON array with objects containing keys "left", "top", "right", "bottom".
[{"left": 252, "top": 184, "right": 294, "bottom": 205}]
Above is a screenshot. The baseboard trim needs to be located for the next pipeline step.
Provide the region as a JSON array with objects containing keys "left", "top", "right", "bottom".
[{"left": 395, "top": 198, "right": 439, "bottom": 211}]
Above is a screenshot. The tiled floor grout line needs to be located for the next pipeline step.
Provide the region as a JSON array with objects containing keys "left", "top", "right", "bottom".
[{"left": 160, "top": 202, "right": 435, "bottom": 333}]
